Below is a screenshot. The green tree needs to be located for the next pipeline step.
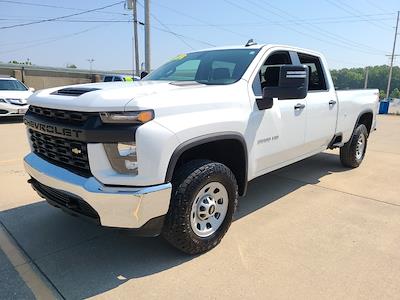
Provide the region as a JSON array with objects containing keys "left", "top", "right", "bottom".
[
  {"left": 8, "top": 60, "right": 32, "bottom": 65},
  {"left": 390, "top": 88, "right": 400, "bottom": 99},
  {"left": 66, "top": 64, "right": 77, "bottom": 69},
  {"left": 331, "top": 65, "right": 400, "bottom": 99}
]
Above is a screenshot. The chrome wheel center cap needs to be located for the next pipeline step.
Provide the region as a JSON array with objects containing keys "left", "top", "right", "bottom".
[{"left": 197, "top": 196, "right": 216, "bottom": 220}]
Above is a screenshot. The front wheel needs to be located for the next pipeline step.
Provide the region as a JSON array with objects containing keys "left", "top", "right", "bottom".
[
  {"left": 162, "top": 160, "right": 238, "bottom": 254},
  {"left": 340, "top": 124, "right": 368, "bottom": 168}
]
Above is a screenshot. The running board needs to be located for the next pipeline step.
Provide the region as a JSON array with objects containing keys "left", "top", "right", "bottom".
[
  {"left": 328, "top": 133, "right": 343, "bottom": 149},
  {"left": 330, "top": 142, "right": 344, "bottom": 149}
]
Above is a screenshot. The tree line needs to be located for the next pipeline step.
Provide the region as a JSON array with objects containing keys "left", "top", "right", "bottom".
[{"left": 330, "top": 65, "right": 400, "bottom": 99}]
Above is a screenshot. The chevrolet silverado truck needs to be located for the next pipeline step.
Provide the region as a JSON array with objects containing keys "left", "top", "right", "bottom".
[{"left": 23, "top": 43, "right": 379, "bottom": 254}]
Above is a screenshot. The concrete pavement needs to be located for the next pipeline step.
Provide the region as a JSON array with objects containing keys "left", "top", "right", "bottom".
[{"left": 0, "top": 115, "right": 399, "bottom": 299}]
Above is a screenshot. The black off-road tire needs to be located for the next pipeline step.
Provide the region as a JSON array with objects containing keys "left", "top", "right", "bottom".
[
  {"left": 162, "top": 159, "right": 238, "bottom": 255},
  {"left": 340, "top": 124, "right": 368, "bottom": 168}
]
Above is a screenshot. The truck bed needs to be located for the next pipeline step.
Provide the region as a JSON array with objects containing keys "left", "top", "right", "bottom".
[{"left": 335, "top": 89, "right": 379, "bottom": 142}]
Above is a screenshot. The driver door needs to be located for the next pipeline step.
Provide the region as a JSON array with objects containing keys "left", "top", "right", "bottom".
[{"left": 249, "top": 50, "right": 307, "bottom": 176}]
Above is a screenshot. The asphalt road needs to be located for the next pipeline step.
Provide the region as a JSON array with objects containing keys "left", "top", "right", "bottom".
[{"left": 0, "top": 115, "right": 399, "bottom": 299}]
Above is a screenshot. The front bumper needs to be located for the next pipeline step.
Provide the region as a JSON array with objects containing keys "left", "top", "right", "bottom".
[
  {"left": 0, "top": 103, "right": 29, "bottom": 116},
  {"left": 24, "top": 153, "right": 171, "bottom": 232}
]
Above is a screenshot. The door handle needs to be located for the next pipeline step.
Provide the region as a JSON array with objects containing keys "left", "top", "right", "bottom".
[
  {"left": 294, "top": 103, "right": 305, "bottom": 110},
  {"left": 329, "top": 100, "right": 337, "bottom": 105}
]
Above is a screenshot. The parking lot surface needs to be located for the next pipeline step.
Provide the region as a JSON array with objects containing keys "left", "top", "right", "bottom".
[{"left": 0, "top": 115, "right": 399, "bottom": 299}]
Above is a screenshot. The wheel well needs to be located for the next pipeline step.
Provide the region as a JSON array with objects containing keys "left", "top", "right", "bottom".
[
  {"left": 168, "top": 139, "right": 247, "bottom": 196},
  {"left": 357, "top": 112, "right": 373, "bottom": 134}
]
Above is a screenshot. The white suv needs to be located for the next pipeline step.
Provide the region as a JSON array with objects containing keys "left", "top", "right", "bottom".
[{"left": 0, "top": 76, "right": 33, "bottom": 117}]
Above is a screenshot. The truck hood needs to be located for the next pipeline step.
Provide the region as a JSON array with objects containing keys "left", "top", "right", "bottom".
[{"left": 27, "top": 81, "right": 235, "bottom": 112}]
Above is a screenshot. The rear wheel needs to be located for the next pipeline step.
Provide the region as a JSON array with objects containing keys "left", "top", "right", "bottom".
[
  {"left": 340, "top": 124, "right": 368, "bottom": 168},
  {"left": 162, "top": 160, "right": 238, "bottom": 254}
]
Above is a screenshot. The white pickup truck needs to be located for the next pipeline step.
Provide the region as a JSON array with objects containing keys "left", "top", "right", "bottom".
[{"left": 24, "top": 43, "right": 379, "bottom": 254}]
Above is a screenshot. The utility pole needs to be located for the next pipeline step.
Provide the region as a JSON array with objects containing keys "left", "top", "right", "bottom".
[
  {"left": 132, "top": 0, "right": 139, "bottom": 77},
  {"left": 364, "top": 67, "right": 369, "bottom": 89},
  {"left": 386, "top": 11, "right": 399, "bottom": 99},
  {"left": 127, "top": 0, "right": 140, "bottom": 77},
  {"left": 144, "top": 0, "right": 151, "bottom": 72},
  {"left": 87, "top": 58, "right": 94, "bottom": 73}
]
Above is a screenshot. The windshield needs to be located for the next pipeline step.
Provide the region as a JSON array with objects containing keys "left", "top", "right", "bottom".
[
  {"left": 144, "top": 49, "right": 260, "bottom": 85},
  {"left": 0, "top": 79, "right": 28, "bottom": 91}
]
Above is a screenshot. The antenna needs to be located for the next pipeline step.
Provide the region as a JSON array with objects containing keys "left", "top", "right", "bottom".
[{"left": 245, "top": 39, "right": 257, "bottom": 47}]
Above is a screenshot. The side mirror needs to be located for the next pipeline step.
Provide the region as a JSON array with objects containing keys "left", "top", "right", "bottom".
[
  {"left": 140, "top": 71, "right": 148, "bottom": 79},
  {"left": 28, "top": 87, "right": 35, "bottom": 92},
  {"left": 263, "top": 65, "right": 309, "bottom": 101}
]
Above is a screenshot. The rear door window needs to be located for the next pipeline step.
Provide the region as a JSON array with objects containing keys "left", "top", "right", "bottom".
[{"left": 297, "top": 53, "right": 327, "bottom": 91}]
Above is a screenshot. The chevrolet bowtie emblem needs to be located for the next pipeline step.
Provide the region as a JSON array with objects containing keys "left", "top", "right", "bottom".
[{"left": 71, "top": 148, "right": 82, "bottom": 155}]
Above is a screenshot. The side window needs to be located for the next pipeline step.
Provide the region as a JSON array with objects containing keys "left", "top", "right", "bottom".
[
  {"left": 297, "top": 53, "right": 327, "bottom": 91},
  {"left": 113, "top": 76, "right": 123, "bottom": 81},
  {"left": 104, "top": 76, "right": 113, "bottom": 82},
  {"left": 252, "top": 51, "right": 292, "bottom": 97}
]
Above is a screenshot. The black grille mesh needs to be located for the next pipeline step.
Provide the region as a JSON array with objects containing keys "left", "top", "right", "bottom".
[
  {"left": 29, "top": 129, "right": 91, "bottom": 177},
  {"left": 31, "top": 179, "right": 99, "bottom": 220},
  {"left": 28, "top": 106, "right": 96, "bottom": 124}
]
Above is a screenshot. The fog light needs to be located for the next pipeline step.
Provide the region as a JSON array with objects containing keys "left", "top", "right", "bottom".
[
  {"left": 117, "top": 142, "right": 137, "bottom": 158},
  {"left": 103, "top": 142, "right": 138, "bottom": 175},
  {"left": 125, "top": 160, "right": 138, "bottom": 170}
]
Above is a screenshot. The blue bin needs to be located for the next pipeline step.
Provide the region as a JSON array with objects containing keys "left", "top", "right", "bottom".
[{"left": 379, "top": 101, "right": 390, "bottom": 114}]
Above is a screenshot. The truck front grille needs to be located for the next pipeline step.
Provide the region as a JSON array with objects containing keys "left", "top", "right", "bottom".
[
  {"left": 29, "top": 129, "right": 91, "bottom": 177},
  {"left": 28, "top": 106, "right": 97, "bottom": 125}
]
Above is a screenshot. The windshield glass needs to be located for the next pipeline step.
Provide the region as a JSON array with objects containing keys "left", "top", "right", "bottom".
[
  {"left": 0, "top": 79, "right": 28, "bottom": 91},
  {"left": 144, "top": 49, "right": 260, "bottom": 85}
]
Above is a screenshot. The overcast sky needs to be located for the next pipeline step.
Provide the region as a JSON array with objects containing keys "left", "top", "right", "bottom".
[{"left": 0, "top": 0, "right": 399, "bottom": 71}]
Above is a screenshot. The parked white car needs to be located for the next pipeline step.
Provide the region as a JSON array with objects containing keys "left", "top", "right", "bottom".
[
  {"left": 0, "top": 76, "right": 33, "bottom": 117},
  {"left": 23, "top": 43, "right": 379, "bottom": 254}
]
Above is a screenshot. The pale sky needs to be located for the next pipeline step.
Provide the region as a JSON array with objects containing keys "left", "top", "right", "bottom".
[{"left": 0, "top": 0, "right": 399, "bottom": 71}]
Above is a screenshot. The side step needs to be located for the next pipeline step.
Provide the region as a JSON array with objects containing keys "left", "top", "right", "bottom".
[
  {"left": 328, "top": 133, "right": 344, "bottom": 149},
  {"left": 331, "top": 142, "right": 344, "bottom": 148}
]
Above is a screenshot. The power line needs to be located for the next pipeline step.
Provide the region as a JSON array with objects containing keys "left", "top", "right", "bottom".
[
  {"left": 224, "top": 0, "right": 384, "bottom": 56},
  {"left": 152, "top": 2, "right": 249, "bottom": 39},
  {"left": 0, "top": 24, "right": 110, "bottom": 54},
  {"left": 0, "top": 1, "right": 124, "bottom": 30},
  {"left": 0, "top": 0, "right": 128, "bottom": 16},
  {"left": 364, "top": 0, "right": 390, "bottom": 14},
  {"left": 151, "top": 25, "right": 216, "bottom": 47},
  {"left": 252, "top": 0, "right": 387, "bottom": 54},
  {"left": 137, "top": 0, "right": 195, "bottom": 50},
  {"left": 324, "top": 0, "right": 390, "bottom": 31},
  {"left": 0, "top": 13, "right": 395, "bottom": 26},
  {"left": 160, "top": 17, "right": 395, "bottom": 27}
]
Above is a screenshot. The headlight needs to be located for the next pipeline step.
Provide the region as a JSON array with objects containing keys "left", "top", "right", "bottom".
[
  {"left": 100, "top": 110, "right": 154, "bottom": 124},
  {"left": 0, "top": 98, "right": 7, "bottom": 103},
  {"left": 103, "top": 142, "right": 138, "bottom": 174}
]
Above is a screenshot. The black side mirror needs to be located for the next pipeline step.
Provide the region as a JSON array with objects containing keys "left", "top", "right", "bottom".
[
  {"left": 140, "top": 71, "right": 148, "bottom": 79},
  {"left": 264, "top": 65, "right": 309, "bottom": 101}
]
